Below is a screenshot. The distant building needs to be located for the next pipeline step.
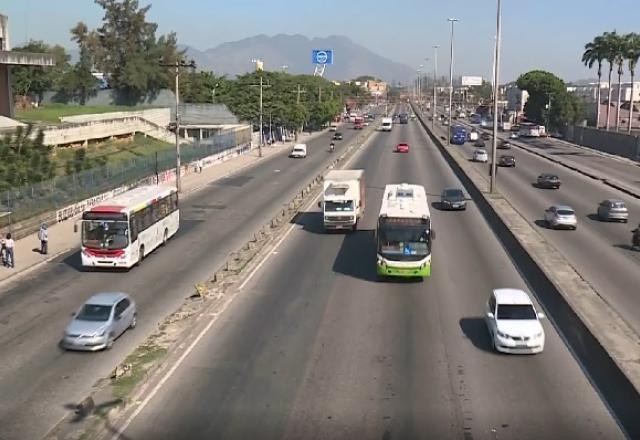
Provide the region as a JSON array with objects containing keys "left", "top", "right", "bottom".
[
  {"left": 365, "top": 80, "right": 387, "bottom": 96},
  {"left": 0, "top": 13, "right": 55, "bottom": 117}
]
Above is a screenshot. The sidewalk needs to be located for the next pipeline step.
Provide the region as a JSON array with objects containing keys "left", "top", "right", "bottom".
[{"left": 0, "top": 131, "right": 323, "bottom": 285}]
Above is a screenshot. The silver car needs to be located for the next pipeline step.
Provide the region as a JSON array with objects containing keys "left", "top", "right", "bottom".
[
  {"left": 544, "top": 205, "right": 578, "bottom": 230},
  {"left": 597, "top": 199, "right": 629, "bottom": 222},
  {"left": 62, "top": 292, "right": 137, "bottom": 351}
]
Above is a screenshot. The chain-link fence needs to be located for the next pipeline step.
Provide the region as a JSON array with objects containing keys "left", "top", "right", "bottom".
[{"left": 0, "top": 127, "right": 251, "bottom": 227}]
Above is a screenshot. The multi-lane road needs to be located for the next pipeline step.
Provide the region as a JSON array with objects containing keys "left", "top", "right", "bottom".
[
  {"left": 116, "top": 116, "right": 623, "bottom": 439},
  {"left": 431, "top": 117, "right": 640, "bottom": 336},
  {"left": 0, "top": 123, "right": 368, "bottom": 440}
]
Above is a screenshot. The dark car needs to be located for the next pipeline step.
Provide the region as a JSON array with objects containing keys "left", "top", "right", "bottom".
[
  {"left": 497, "top": 140, "right": 512, "bottom": 149},
  {"left": 474, "top": 139, "right": 486, "bottom": 148},
  {"left": 498, "top": 155, "right": 516, "bottom": 167},
  {"left": 481, "top": 132, "right": 492, "bottom": 140},
  {"left": 536, "top": 173, "right": 561, "bottom": 189},
  {"left": 333, "top": 132, "right": 343, "bottom": 140},
  {"left": 440, "top": 188, "right": 467, "bottom": 210}
]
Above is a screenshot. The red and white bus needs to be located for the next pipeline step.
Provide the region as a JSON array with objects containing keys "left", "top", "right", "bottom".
[{"left": 79, "top": 185, "right": 179, "bottom": 269}]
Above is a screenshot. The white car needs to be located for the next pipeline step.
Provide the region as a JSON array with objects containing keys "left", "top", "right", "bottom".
[
  {"left": 544, "top": 204, "right": 577, "bottom": 230},
  {"left": 473, "top": 149, "right": 488, "bottom": 162},
  {"left": 329, "top": 125, "right": 337, "bottom": 132},
  {"left": 289, "top": 143, "right": 307, "bottom": 158},
  {"left": 485, "top": 288, "right": 546, "bottom": 354}
]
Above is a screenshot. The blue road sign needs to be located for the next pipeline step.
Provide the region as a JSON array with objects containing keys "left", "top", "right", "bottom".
[{"left": 312, "top": 49, "right": 334, "bottom": 65}]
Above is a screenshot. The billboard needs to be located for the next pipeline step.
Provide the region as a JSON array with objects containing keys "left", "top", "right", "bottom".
[
  {"left": 461, "top": 76, "right": 483, "bottom": 86},
  {"left": 312, "top": 49, "right": 334, "bottom": 65}
]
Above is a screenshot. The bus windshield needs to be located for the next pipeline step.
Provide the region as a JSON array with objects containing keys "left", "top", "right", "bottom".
[
  {"left": 378, "top": 224, "right": 432, "bottom": 261},
  {"left": 82, "top": 220, "right": 129, "bottom": 250}
]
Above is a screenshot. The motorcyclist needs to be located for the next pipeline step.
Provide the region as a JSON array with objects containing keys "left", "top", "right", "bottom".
[{"left": 329, "top": 142, "right": 335, "bottom": 152}]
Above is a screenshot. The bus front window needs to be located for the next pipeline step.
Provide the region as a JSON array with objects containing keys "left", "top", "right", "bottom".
[
  {"left": 378, "top": 226, "right": 431, "bottom": 261},
  {"left": 82, "top": 221, "right": 129, "bottom": 250}
]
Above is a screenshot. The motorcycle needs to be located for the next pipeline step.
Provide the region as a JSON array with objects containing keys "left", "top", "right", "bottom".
[{"left": 329, "top": 143, "right": 335, "bottom": 153}]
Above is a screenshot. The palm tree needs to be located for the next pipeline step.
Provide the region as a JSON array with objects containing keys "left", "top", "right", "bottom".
[
  {"left": 602, "top": 31, "right": 619, "bottom": 131},
  {"left": 611, "top": 33, "right": 627, "bottom": 131},
  {"left": 626, "top": 33, "right": 640, "bottom": 134},
  {"left": 582, "top": 36, "right": 606, "bottom": 128}
]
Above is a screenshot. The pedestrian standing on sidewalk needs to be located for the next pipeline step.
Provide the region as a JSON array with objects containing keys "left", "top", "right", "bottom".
[
  {"left": 38, "top": 223, "right": 49, "bottom": 255},
  {"left": 4, "top": 233, "right": 14, "bottom": 268},
  {"left": 0, "top": 236, "right": 6, "bottom": 267}
]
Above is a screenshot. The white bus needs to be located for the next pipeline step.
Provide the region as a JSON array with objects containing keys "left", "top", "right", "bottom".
[
  {"left": 518, "top": 122, "right": 546, "bottom": 137},
  {"left": 376, "top": 183, "right": 435, "bottom": 279},
  {"left": 78, "top": 185, "right": 179, "bottom": 269}
]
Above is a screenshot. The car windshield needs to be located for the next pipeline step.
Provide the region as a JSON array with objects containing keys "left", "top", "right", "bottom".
[
  {"left": 542, "top": 175, "right": 558, "bottom": 180},
  {"left": 325, "top": 200, "right": 354, "bottom": 212},
  {"left": 82, "top": 220, "right": 129, "bottom": 250},
  {"left": 76, "top": 304, "right": 113, "bottom": 322},
  {"left": 496, "top": 304, "right": 537, "bottom": 320},
  {"left": 557, "top": 209, "right": 574, "bottom": 216},
  {"left": 444, "top": 189, "right": 464, "bottom": 199},
  {"left": 378, "top": 224, "right": 432, "bottom": 261}
]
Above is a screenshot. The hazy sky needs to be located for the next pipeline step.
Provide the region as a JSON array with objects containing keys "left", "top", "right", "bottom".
[{"left": 2, "top": 0, "right": 638, "bottom": 83}]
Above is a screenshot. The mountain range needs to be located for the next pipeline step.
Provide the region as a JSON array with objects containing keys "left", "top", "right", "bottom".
[{"left": 180, "top": 34, "right": 416, "bottom": 83}]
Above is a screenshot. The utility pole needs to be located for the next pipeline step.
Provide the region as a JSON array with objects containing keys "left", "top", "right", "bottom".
[
  {"left": 433, "top": 45, "right": 439, "bottom": 129},
  {"left": 447, "top": 18, "right": 460, "bottom": 145},
  {"left": 318, "top": 86, "right": 322, "bottom": 103},
  {"left": 158, "top": 58, "right": 196, "bottom": 193},
  {"left": 490, "top": 0, "right": 502, "bottom": 193},
  {"left": 250, "top": 75, "right": 272, "bottom": 157}
]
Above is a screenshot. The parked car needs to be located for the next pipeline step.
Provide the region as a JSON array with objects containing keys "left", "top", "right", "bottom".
[
  {"left": 498, "top": 155, "right": 516, "bottom": 167},
  {"left": 289, "top": 143, "right": 308, "bottom": 158},
  {"left": 597, "top": 199, "right": 629, "bottom": 222},
  {"left": 536, "top": 173, "right": 561, "bottom": 189},
  {"left": 62, "top": 292, "right": 137, "bottom": 351},
  {"left": 396, "top": 143, "right": 410, "bottom": 153},
  {"left": 544, "top": 205, "right": 577, "bottom": 230},
  {"left": 498, "top": 140, "right": 512, "bottom": 149},
  {"left": 333, "top": 132, "right": 343, "bottom": 141},
  {"left": 440, "top": 188, "right": 467, "bottom": 210},
  {"left": 485, "top": 288, "right": 546, "bottom": 354},
  {"left": 473, "top": 149, "right": 489, "bottom": 163}
]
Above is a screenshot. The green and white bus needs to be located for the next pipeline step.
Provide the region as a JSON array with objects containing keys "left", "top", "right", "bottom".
[{"left": 376, "top": 183, "right": 435, "bottom": 279}]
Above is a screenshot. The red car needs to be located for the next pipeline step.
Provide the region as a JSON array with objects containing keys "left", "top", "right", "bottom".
[{"left": 396, "top": 143, "right": 410, "bottom": 153}]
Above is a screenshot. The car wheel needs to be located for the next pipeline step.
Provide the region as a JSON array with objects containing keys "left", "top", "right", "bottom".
[
  {"left": 489, "top": 333, "right": 496, "bottom": 351},
  {"left": 162, "top": 228, "right": 168, "bottom": 246},
  {"left": 137, "top": 245, "right": 145, "bottom": 266},
  {"left": 129, "top": 313, "right": 137, "bottom": 329},
  {"left": 106, "top": 334, "right": 115, "bottom": 350}
]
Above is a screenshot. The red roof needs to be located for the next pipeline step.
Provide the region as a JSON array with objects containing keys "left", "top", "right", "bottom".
[{"left": 90, "top": 205, "right": 124, "bottom": 213}]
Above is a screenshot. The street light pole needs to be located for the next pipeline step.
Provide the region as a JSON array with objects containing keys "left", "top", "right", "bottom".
[
  {"left": 159, "top": 58, "right": 196, "bottom": 193},
  {"left": 447, "top": 18, "right": 459, "bottom": 145},
  {"left": 433, "top": 45, "right": 439, "bottom": 129},
  {"left": 490, "top": 0, "right": 502, "bottom": 193}
]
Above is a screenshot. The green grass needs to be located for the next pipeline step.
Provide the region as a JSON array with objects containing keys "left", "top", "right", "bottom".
[
  {"left": 111, "top": 344, "right": 167, "bottom": 401},
  {"left": 52, "top": 134, "right": 173, "bottom": 174},
  {"left": 15, "top": 103, "right": 161, "bottom": 124}
]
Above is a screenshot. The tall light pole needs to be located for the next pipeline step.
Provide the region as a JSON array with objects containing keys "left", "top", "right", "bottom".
[
  {"left": 158, "top": 58, "right": 196, "bottom": 193},
  {"left": 424, "top": 57, "right": 429, "bottom": 110},
  {"left": 417, "top": 68, "right": 422, "bottom": 105},
  {"left": 433, "top": 45, "right": 439, "bottom": 128},
  {"left": 489, "top": 1, "right": 502, "bottom": 193},
  {"left": 447, "top": 18, "right": 459, "bottom": 145},
  {"left": 250, "top": 59, "right": 271, "bottom": 157},
  {"left": 281, "top": 64, "right": 289, "bottom": 73}
]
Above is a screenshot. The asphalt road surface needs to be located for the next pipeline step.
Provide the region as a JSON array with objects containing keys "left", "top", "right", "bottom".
[
  {"left": 0, "top": 120, "right": 370, "bottom": 440},
  {"left": 119, "top": 118, "right": 623, "bottom": 440}
]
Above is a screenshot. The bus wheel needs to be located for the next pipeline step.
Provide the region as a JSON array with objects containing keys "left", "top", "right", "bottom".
[
  {"left": 137, "top": 246, "right": 145, "bottom": 266},
  {"left": 162, "top": 228, "right": 168, "bottom": 246}
]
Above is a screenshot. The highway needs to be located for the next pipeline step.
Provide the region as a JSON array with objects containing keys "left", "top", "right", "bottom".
[
  {"left": 431, "top": 117, "right": 640, "bottom": 336},
  {"left": 0, "top": 122, "right": 368, "bottom": 440},
  {"left": 118, "top": 117, "right": 623, "bottom": 440}
]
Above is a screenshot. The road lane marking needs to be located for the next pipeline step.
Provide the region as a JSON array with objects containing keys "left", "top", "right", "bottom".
[{"left": 109, "top": 122, "right": 378, "bottom": 440}]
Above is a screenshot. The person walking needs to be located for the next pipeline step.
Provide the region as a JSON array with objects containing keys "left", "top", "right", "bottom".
[
  {"left": 38, "top": 223, "right": 49, "bottom": 255},
  {"left": 1, "top": 236, "right": 6, "bottom": 267},
  {"left": 4, "top": 233, "right": 14, "bottom": 268}
]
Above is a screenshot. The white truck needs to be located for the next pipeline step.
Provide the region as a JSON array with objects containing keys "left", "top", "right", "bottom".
[
  {"left": 380, "top": 117, "right": 393, "bottom": 131},
  {"left": 319, "top": 169, "right": 366, "bottom": 231}
]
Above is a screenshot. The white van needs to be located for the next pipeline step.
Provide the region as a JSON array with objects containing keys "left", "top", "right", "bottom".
[
  {"left": 289, "top": 143, "right": 307, "bottom": 158},
  {"left": 380, "top": 117, "right": 393, "bottom": 132}
]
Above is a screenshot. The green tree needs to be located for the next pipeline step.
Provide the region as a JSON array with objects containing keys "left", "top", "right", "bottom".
[
  {"left": 92, "top": 0, "right": 182, "bottom": 102},
  {"left": 58, "top": 22, "right": 99, "bottom": 104},
  {"left": 0, "top": 125, "right": 53, "bottom": 191},
  {"left": 582, "top": 35, "right": 606, "bottom": 127},
  {"left": 625, "top": 33, "right": 640, "bottom": 133},
  {"left": 516, "top": 70, "right": 582, "bottom": 130},
  {"left": 180, "top": 71, "right": 227, "bottom": 103},
  {"left": 10, "top": 41, "right": 70, "bottom": 103}
]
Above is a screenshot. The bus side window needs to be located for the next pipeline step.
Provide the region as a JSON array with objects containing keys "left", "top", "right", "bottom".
[
  {"left": 130, "top": 215, "right": 138, "bottom": 242},
  {"left": 171, "top": 193, "right": 179, "bottom": 212}
]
